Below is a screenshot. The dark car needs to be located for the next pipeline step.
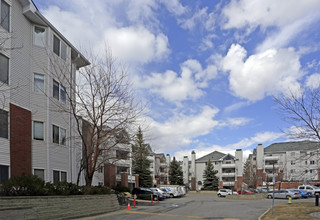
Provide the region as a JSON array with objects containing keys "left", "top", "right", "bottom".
[{"left": 131, "top": 187, "right": 156, "bottom": 200}]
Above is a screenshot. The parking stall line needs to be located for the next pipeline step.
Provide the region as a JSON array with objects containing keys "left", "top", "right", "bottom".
[{"left": 124, "top": 210, "right": 205, "bottom": 219}]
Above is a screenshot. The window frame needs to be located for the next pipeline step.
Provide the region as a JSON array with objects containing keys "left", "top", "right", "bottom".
[
  {"left": 0, "top": 164, "right": 9, "bottom": 183},
  {"left": 60, "top": 127, "right": 66, "bottom": 145},
  {"left": 53, "top": 35, "right": 60, "bottom": 56},
  {"left": 33, "top": 121, "right": 44, "bottom": 141},
  {"left": 34, "top": 169, "right": 45, "bottom": 180},
  {"left": 0, "top": 53, "right": 9, "bottom": 84},
  {"left": 53, "top": 34, "right": 68, "bottom": 60},
  {"left": 34, "top": 73, "right": 45, "bottom": 93},
  {"left": 52, "top": 125, "right": 59, "bottom": 144},
  {"left": 0, "top": 109, "right": 8, "bottom": 139},
  {"left": 0, "top": 0, "right": 10, "bottom": 32},
  {"left": 53, "top": 79, "right": 67, "bottom": 104},
  {"left": 33, "top": 26, "right": 46, "bottom": 47}
]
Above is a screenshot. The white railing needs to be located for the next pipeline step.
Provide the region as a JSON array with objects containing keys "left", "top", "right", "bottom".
[
  {"left": 221, "top": 164, "right": 235, "bottom": 168},
  {"left": 264, "top": 156, "right": 279, "bottom": 161},
  {"left": 221, "top": 172, "right": 235, "bottom": 177},
  {"left": 222, "top": 181, "right": 235, "bottom": 186},
  {"left": 264, "top": 164, "right": 279, "bottom": 169}
]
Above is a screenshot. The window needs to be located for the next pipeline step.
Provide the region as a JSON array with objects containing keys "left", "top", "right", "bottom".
[
  {"left": 305, "top": 170, "right": 308, "bottom": 173},
  {"left": 310, "top": 160, "right": 315, "bottom": 165},
  {"left": 53, "top": 80, "right": 66, "bottom": 103},
  {"left": 310, "top": 152, "right": 315, "bottom": 156},
  {"left": 53, "top": 80, "right": 59, "bottom": 100},
  {"left": 60, "top": 85, "right": 66, "bottom": 103},
  {"left": 61, "top": 42, "right": 67, "bottom": 61},
  {"left": 0, "top": 165, "right": 9, "bottom": 183},
  {"left": 53, "top": 125, "right": 59, "bottom": 144},
  {"left": 53, "top": 35, "right": 67, "bottom": 60},
  {"left": 60, "top": 128, "right": 66, "bottom": 145},
  {"left": 53, "top": 125, "right": 66, "bottom": 145},
  {"left": 33, "top": 121, "right": 44, "bottom": 140},
  {"left": 34, "top": 26, "right": 46, "bottom": 47},
  {"left": 310, "top": 169, "right": 313, "bottom": 173},
  {"left": 53, "top": 170, "right": 60, "bottom": 184},
  {"left": 0, "top": 109, "right": 8, "bottom": 139},
  {"left": 61, "top": 171, "right": 67, "bottom": 182},
  {"left": 215, "top": 161, "right": 218, "bottom": 165},
  {"left": 1, "top": 0, "right": 9, "bottom": 31},
  {"left": 305, "top": 161, "right": 308, "bottom": 165},
  {"left": 34, "top": 169, "right": 44, "bottom": 180},
  {"left": 0, "top": 53, "right": 9, "bottom": 84},
  {"left": 291, "top": 161, "right": 295, "bottom": 165},
  {"left": 34, "top": 73, "right": 44, "bottom": 92},
  {"left": 290, "top": 169, "right": 295, "bottom": 173},
  {"left": 53, "top": 35, "right": 60, "bottom": 56},
  {"left": 98, "top": 166, "right": 103, "bottom": 173}
]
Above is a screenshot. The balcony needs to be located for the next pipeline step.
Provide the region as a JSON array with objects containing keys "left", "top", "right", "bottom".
[
  {"left": 222, "top": 181, "right": 235, "bottom": 186},
  {"left": 221, "top": 172, "right": 235, "bottom": 177},
  {"left": 221, "top": 163, "right": 235, "bottom": 168},
  {"left": 264, "top": 164, "right": 279, "bottom": 169},
  {"left": 264, "top": 156, "right": 279, "bottom": 161}
]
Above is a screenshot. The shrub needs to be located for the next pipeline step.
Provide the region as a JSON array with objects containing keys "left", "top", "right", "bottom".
[
  {"left": 82, "top": 186, "right": 111, "bottom": 195},
  {"left": 0, "top": 174, "right": 46, "bottom": 196},
  {"left": 112, "top": 185, "right": 130, "bottom": 193}
]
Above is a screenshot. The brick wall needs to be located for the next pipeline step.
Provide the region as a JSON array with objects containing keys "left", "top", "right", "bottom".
[
  {"left": 104, "top": 164, "right": 116, "bottom": 187},
  {"left": 10, "top": 104, "right": 32, "bottom": 177},
  {"left": 121, "top": 172, "right": 128, "bottom": 187}
]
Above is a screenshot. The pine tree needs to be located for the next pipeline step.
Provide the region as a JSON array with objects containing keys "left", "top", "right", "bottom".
[
  {"left": 169, "top": 157, "right": 183, "bottom": 185},
  {"left": 202, "top": 159, "right": 219, "bottom": 190},
  {"left": 132, "top": 127, "right": 152, "bottom": 187}
]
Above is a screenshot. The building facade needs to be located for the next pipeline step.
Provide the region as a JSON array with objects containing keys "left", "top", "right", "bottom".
[
  {"left": 249, "top": 141, "right": 320, "bottom": 188},
  {"left": 0, "top": 0, "right": 89, "bottom": 183},
  {"left": 182, "top": 149, "right": 244, "bottom": 190}
]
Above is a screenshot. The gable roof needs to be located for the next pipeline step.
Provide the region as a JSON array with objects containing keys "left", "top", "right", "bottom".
[
  {"left": 196, "top": 151, "right": 226, "bottom": 163},
  {"left": 265, "top": 141, "right": 320, "bottom": 153}
]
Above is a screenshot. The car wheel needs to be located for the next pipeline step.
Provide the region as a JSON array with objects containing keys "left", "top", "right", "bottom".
[
  {"left": 169, "top": 194, "right": 174, "bottom": 198},
  {"left": 217, "top": 194, "right": 221, "bottom": 197},
  {"left": 267, "top": 195, "right": 272, "bottom": 199},
  {"left": 286, "top": 195, "right": 291, "bottom": 199}
]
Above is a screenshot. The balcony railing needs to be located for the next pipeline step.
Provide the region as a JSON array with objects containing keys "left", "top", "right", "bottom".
[
  {"left": 264, "top": 164, "right": 279, "bottom": 169},
  {"left": 221, "top": 164, "right": 235, "bottom": 168},
  {"left": 264, "top": 156, "right": 279, "bottom": 161},
  {"left": 221, "top": 172, "right": 235, "bottom": 177},
  {"left": 222, "top": 181, "right": 235, "bottom": 186}
]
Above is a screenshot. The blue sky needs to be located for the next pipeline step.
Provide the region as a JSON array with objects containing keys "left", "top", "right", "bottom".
[{"left": 33, "top": 0, "right": 320, "bottom": 160}]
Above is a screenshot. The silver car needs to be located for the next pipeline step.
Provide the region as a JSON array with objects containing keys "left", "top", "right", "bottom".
[{"left": 267, "top": 189, "right": 301, "bottom": 199}]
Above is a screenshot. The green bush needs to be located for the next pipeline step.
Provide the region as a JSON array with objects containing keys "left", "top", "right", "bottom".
[
  {"left": 0, "top": 174, "right": 46, "bottom": 196},
  {"left": 0, "top": 174, "right": 111, "bottom": 196}
]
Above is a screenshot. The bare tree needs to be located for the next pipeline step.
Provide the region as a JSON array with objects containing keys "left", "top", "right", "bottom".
[
  {"left": 273, "top": 87, "right": 320, "bottom": 142},
  {"left": 243, "top": 158, "right": 257, "bottom": 188},
  {"left": 47, "top": 48, "right": 143, "bottom": 186}
]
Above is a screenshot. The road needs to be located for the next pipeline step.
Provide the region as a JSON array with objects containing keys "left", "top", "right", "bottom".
[{"left": 78, "top": 193, "right": 313, "bottom": 220}]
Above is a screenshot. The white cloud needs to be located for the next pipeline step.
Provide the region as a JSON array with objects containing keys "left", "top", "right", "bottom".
[
  {"left": 179, "top": 7, "right": 215, "bottom": 31},
  {"left": 222, "top": 44, "right": 303, "bottom": 101},
  {"left": 305, "top": 73, "right": 320, "bottom": 89},
  {"left": 222, "top": 0, "right": 320, "bottom": 31},
  {"left": 160, "top": 0, "right": 187, "bottom": 16},
  {"left": 138, "top": 59, "right": 217, "bottom": 103},
  {"left": 103, "top": 26, "right": 170, "bottom": 64}
]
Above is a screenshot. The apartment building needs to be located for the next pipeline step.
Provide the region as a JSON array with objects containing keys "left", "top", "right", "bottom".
[
  {"left": 182, "top": 149, "right": 244, "bottom": 190},
  {"left": 249, "top": 141, "right": 320, "bottom": 188},
  {"left": 0, "top": 0, "right": 89, "bottom": 183}
]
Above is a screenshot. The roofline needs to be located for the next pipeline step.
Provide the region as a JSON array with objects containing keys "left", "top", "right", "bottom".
[{"left": 20, "top": 0, "right": 90, "bottom": 68}]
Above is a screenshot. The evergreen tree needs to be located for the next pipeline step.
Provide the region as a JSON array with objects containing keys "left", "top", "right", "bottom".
[
  {"left": 132, "top": 127, "right": 152, "bottom": 187},
  {"left": 202, "top": 159, "right": 219, "bottom": 190},
  {"left": 169, "top": 157, "right": 183, "bottom": 185}
]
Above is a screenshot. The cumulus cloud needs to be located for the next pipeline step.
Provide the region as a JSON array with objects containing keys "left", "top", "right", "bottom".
[
  {"left": 305, "top": 73, "right": 320, "bottom": 89},
  {"left": 179, "top": 7, "right": 215, "bottom": 31},
  {"left": 221, "top": 44, "right": 303, "bottom": 101},
  {"left": 103, "top": 26, "right": 170, "bottom": 64},
  {"left": 138, "top": 59, "right": 217, "bottom": 103},
  {"left": 222, "top": 0, "right": 320, "bottom": 30},
  {"left": 160, "top": 0, "right": 187, "bottom": 16}
]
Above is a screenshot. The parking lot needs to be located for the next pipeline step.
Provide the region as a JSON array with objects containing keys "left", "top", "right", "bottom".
[{"left": 79, "top": 192, "right": 313, "bottom": 220}]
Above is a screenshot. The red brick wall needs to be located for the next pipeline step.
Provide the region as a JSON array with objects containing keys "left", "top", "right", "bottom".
[
  {"left": 121, "top": 172, "right": 128, "bottom": 187},
  {"left": 10, "top": 104, "right": 32, "bottom": 177},
  {"left": 219, "top": 181, "right": 223, "bottom": 189},
  {"left": 104, "top": 164, "right": 116, "bottom": 187},
  {"left": 236, "top": 176, "right": 243, "bottom": 190},
  {"left": 135, "top": 175, "right": 139, "bottom": 187},
  {"left": 191, "top": 177, "right": 196, "bottom": 190}
]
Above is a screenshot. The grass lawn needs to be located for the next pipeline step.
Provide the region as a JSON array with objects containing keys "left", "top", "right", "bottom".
[{"left": 262, "top": 202, "right": 320, "bottom": 220}]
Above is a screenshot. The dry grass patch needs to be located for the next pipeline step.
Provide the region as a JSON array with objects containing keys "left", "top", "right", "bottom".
[
  {"left": 262, "top": 202, "right": 320, "bottom": 220},
  {"left": 227, "top": 193, "right": 267, "bottom": 200}
]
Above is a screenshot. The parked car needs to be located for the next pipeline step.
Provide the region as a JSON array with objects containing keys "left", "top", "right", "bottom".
[
  {"left": 237, "top": 190, "right": 254, "bottom": 194},
  {"left": 150, "top": 188, "right": 166, "bottom": 200},
  {"left": 256, "top": 187, "right": 268, "bottom": 193},
  {"left": 296, "top": 189, "right": 313, "bottom": 198},
  {"left": 164, "top": 186, "right": 180, "bottom": 197},
  {"left": 267, "top": 189, "right": 301, "bottom": 199},
  {"left": 217, "top": 189, "right": 228, "bottom": 197},
  {"left": 132, "top": 187, "right": 156, "bottom": 200},
  {"left": 226, "top": 189, "right": 238, "bottom": 195},
  {"left": 159, "top": 188, "right": 170, "bottom": 198},
  {"left": 298, "top": 185, "right": 320, "bottom": 195}
]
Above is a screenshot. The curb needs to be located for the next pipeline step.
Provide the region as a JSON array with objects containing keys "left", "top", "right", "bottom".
[{"left": 258, "top": 207, "right": 271, "bottom": 220}]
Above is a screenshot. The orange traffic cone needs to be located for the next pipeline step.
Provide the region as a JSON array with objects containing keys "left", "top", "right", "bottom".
[{"left": 127, "top": 202, "right": 131, "bottom": 209}]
